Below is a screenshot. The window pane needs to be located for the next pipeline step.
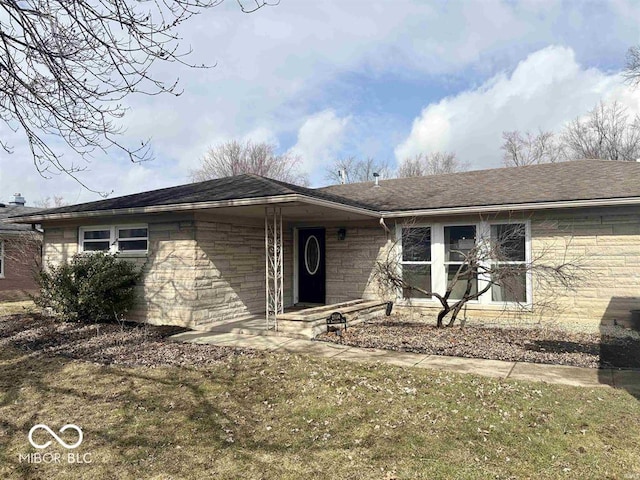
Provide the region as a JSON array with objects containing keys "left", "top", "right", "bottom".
[
  {"left": 447, "top": 264, "right": 477, "bottom": 299},
  {"left": 119, "top": 240, "right": 148, "bottom": 251},
  {"left": 83, "top": 230, "right": 110, "bottom": 240},
  {"left": 118, "top": 228, "right": 148, "bottom": 239},
  {"left": 402, "top": 264, "right": 431, "bottom": 299},
  {"left": 491, "top": 224, "right": 525, "bottom": 262},
  {"left": 402, "top": 227, "right": 431, "bottom": 261},
  {"left": 84, "top": 241, "right": 110, "bottom": 251},
  {"left": 445, "top": 225, "right": 476, "bottom": 262},
  {"left": 492, "top": 268, "right": 526, "bottom": 302}
]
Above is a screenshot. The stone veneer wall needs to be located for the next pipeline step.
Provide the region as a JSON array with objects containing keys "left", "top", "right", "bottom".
[
  {"left": 190, "top": 218, "right": 293, "bottom": 329},
  {"left": 42, "top": 213, "right": 293, "bottom": 330},
  {"left": 324, "top": 222, "right": 392, "bottom": 304},
  {"left": 41, "top": 205, "right": 640, "bottom": 332},
  {"left": 391, "top": 207, "right": 640, "bottom": 332}
]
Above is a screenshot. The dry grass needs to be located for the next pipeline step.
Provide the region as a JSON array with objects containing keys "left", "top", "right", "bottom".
[
  {"left": 1, "top": 328, "right": 639, "bottom": 479},
  {"left": 0, "top": 301, "right": 36, "bottom": 317}
]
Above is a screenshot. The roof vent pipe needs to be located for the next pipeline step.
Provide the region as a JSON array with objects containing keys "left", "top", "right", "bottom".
[
  {"left": 373, "top": 172, "right": 380, "bottom": 187},
  {"left": 9, "top": 193, "right": 25, "bottom": 206},
  {"left": 338, "top": 169, "right": 347, "bottom": 184}
]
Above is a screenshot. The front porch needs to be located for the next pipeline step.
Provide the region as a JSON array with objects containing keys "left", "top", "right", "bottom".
[{"left": 200, "top": 299, "right": 391, "bottom": 339}]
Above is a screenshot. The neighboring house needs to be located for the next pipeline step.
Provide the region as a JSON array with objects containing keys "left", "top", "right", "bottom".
[
  {"left": 10, "top": 160, "right": 640, "bottom": 331},
  {"left": 0, "top": 195, "right": 42, "bottom": 301}
]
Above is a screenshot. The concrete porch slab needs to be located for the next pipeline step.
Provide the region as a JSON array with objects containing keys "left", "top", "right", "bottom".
[
  {"left": 415, "top": 355, "right": 514, "bottom": 378},
  {"left": 509, "top": 362, "right": 613, "bottom": 388}
]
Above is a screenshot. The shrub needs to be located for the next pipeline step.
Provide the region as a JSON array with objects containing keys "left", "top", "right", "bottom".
[{"left": 35, "top": 253, "right": 142, "bottom": 323}]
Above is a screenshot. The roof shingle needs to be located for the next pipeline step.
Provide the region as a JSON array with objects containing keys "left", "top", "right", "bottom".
[{"left": 317, "top": 160, "right": 640, "bottom": 211}]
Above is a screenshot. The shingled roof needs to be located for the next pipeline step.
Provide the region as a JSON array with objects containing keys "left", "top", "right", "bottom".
[
  {"left": 21, "top": 173, "right": 374, "bottom": 217},
  {"left": 318, "top": 159, "right": 640, "bottom": 212},
  {"left": 0, "top": 205, "right": 41, "bottom": 233},
  {"left": 10, "top": 160, "right": 640, "bottom": 222}
]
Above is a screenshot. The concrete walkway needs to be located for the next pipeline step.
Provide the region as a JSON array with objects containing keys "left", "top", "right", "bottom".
[{"left": 170, "top": 331, "right": 640, "bottom": 394}]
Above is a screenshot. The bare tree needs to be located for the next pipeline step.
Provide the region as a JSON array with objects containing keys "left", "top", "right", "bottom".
[
  {"left": 397, "top": 152, "right": 467, "bottom": 177},
  {"left": 0, "top": 0, "right": 271, "bottom": 193},
  {"left": 501, "top": 130, "right": 564, "bottom": 167},
  {"left": 623, "top": 45, "right": 640, "bottom": 86},
  {"left": 34, "top": 196, "right": 67, "bottom": 209},
  {"left": 374, "top": 221, "right": 583, "bottom": 328},
  {"left": 502, "top": 101, "right": 640, "bottom": 166},
  {"left": 561, "top": 101, "right": 640, "bottom": 161},
  {"left": 325, "top": 156, "right": 393, "bottom": 184},
  {"left": 190, "top": 140, "right": 309, "bottom": 185}
]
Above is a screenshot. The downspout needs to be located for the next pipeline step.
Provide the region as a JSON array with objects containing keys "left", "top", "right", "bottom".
[{"left": 379, "top": 217, "right": 391, "bottom": 234}]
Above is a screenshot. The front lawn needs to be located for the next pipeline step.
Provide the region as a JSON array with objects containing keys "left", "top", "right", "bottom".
[{"left": 1, "top": 314, "right": 639, "bottom": 479}]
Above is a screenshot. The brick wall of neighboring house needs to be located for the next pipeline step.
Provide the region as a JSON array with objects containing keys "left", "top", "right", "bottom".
[{"left": 0, "top": 234, "right": 41, "bottom": 301}]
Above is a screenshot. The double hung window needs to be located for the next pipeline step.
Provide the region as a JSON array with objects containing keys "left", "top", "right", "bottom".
[
  {"left": 401, "top": 227, "right": 432, "bottom": 299},
  {"left": 490, "top": 223, "right": 527, "bottom": 302}
]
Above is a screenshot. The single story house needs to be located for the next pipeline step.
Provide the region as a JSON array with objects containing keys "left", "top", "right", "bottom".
[
  {"left": 0, "top": 195, "right": 42, "bottom": 301},
  {"left": 11, "top": 160, "right": 640, "bottom": 332}
]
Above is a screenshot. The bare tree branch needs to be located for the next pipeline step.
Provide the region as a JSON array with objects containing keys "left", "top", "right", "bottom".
[
  {"left": 397, "top": 152, "right": 467, "bottom": 177},
  {"left": 325, "top": 156, "right": 393, "bottom": 184},
  {"left": 190, "top": 139, "right": 309, "bottom": 185},
  {"left": 0, "top": 0, "right": 272, "bottom": 194},
  {"left": 623, "top": 45, "right": 640, "bottom": 87},
  {"left": 374, "top": 218, "right": 586, "bottom": 328},
  {"left": 501, "top": 130, "right": 564, "bottom": 167}
]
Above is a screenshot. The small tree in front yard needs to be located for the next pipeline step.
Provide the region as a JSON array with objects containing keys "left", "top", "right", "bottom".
[
  {"left": 35, "top": 253, "right": 142, "bottom": 323},
  {"left": 374, "top": 221, "right": 584, "bottom": 328}
]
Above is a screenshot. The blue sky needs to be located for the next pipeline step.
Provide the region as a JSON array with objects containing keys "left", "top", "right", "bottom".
[{"left": 1, "top": 0, "right": 640, "bottom": 204}]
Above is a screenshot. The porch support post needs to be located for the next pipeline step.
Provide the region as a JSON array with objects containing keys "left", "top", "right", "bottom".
[{"left": 265, "top": 207, "right": 283, "bottom": 331}]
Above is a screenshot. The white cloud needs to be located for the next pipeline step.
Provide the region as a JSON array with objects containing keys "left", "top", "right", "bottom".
[
  {"left": 394, "top": 46, "right": 640, "bottom": 168},
  {"left": 288, "top": 110, "right": 350, "bottom": 175}
]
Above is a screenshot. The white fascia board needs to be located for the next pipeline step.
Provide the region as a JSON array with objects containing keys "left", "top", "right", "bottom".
[
  {"left": 10, "top": 194, "right": 379, "bottom": 223},
  {"left": 380, "top": 196, "right": 640, "bottom": 218}
]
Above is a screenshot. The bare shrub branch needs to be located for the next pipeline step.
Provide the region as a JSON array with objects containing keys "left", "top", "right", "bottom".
[{"left": 374, "top": 217, "right": 586, "bottom": 328}]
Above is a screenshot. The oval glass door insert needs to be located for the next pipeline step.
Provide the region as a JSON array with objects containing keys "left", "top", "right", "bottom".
[{"left": 304, "top": 235, "right": 320, "bottom": 275}]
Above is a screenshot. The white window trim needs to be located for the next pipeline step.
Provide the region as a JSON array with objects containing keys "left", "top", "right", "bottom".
[
  {"left": 396, "top": 220, "right": 532, "bottom": 308},
  {"left": 398, "top": 225, "right": 433, "bottom": 300},
  {"left": 79, "top": 224, "right": 149, "bottom": 254},
  {"left": 0, "top": 239, "right": 4, "bottom": 278}
]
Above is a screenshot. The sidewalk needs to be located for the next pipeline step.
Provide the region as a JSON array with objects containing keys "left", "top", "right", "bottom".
[{"left": 170, "top": 331, "right": 640, "bottom": 393}]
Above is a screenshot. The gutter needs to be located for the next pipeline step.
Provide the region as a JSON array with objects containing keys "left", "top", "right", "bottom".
[
  {"left": 379, "top": 196, "right": 640, "bottom": 219},
  {"left": 9, "top": 193, "right": 380, "bottom": 223},
  {"left": 10, "top": 192, "right": 640, "bottom": 224}
]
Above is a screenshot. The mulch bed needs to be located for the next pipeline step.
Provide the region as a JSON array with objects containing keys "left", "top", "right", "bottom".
[
  {"left": 317, "top": 316, "right": 640, "bottom": 369},
  {"left": 0, "top": 313, "right": 260, "bottom": 368}
]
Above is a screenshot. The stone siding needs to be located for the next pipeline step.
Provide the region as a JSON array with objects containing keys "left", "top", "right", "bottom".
[
  {"left": 391, "top": 208, "right": 640, "bottom": 331},
  {"left": 324, "top": 223, "right": 391, "bottom": 303}
]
